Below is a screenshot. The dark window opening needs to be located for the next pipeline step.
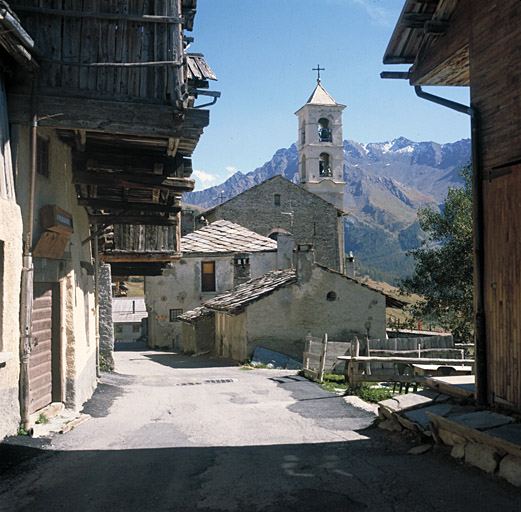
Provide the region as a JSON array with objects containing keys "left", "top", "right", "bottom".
[
  {"left": 37, "top": 136, "right": 50, "bottom": 178},
  {"left": 132, "top": 324, "right": 141, "bottom": 332},
  {"left": 169, "top": 308, "right": 183, "bottom": 322},
  {"left": 274, "top": 194, "right": 281, "bottom": 206},
  {"left": 318, "top": 118, "right": 332, "bottom": 142},
  {"left": 201, "top": 261, "right": 216, "bottom": 292},
  {"left": 326, "top": 291, "right": 337, "bottom": 302}
]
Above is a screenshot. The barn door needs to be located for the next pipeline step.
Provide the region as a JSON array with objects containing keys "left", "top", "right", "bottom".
[
  {"left": 28, "top": 282, "right": 54, "bottom": 415},
  {"left": 483, "top": 164, "right": 521, "bottom": 409}
]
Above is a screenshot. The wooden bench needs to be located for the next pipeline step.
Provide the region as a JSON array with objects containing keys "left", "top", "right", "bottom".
[{"left": 339, "top": 336, "right": 474, "bottom": 389}]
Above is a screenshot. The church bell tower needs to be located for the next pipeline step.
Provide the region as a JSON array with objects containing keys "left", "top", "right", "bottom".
[{"left": 295, "top": 70, "right": 346, "bottom": 210}]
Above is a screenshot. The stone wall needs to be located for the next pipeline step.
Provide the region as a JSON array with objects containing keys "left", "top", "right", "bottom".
[
  {"left": 206, "top": 175, "right": 344, "bottom": 272},
  {"left": 145, "top": 251, "right": 276, "bottom": 349},
  {"left": 98, "top": 263, "right": 114, "bottom": 369}
]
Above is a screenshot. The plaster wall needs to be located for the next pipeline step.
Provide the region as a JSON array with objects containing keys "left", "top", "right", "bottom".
[
  {"left": 0, "top": 198, "right": 23, "bottom": 438},
  {"left": 12, "top": 126, "right": 97, "bottom": 411},
  {"left": 243, "top": 266, "right": 386, "bottom": 360},
  {"left": 207, "top": 176, "right": 344, "bottom": 272},
  {"left": 145, "top": 251, "right": 276, "bottom": 349}
]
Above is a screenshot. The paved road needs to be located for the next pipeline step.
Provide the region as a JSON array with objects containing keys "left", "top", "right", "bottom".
[{"left": 1, "top": 344, "right": 520, "bottom": 511}]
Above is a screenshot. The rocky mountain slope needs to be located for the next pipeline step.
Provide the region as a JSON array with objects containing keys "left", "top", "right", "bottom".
[{"left": 184, "top": 138, "right": 471, "bottom": 283}]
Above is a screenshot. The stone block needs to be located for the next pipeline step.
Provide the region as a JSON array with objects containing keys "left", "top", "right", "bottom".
[
  {"left": 465, "top": 443, "right": 503, "bottom": 474},
  {"left": 449, "top": 411, "right": 514, "bottom": 431},
  {"left": 498, "top": 455, "right": 521, "bottom": 487},
  {"left": 438, "top": 427, "right": 467, "bottom": 447},
  {"left": 378, "top": 389, "right": 440, "bottom": 413},
  {"left": 451, "top": 443, "right": 466, "bottom": 459},
  {"left": 403, "top": 403, "right": 454, "bottom": 431},
  {"left": 408, "top": 444, "right": 432, "bottom": 455}
]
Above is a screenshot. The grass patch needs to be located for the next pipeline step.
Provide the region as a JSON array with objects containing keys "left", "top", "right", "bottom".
[
  {"left": 345, "top": 383, "right": 393, "bottom": 403},
  {"left": 36, "top": 413, "right": 50, "bottom": 425},
  {"left": 309, "top": 372, "right": 394, "bottom": 403}
]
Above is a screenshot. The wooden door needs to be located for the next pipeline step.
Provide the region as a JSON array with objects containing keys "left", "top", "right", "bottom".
[
  {"left": 483, "top": 164, "right": 521, "bottom": 409},
  {"left": 29, "top": 283, "right": 53, "bottom": 415}
]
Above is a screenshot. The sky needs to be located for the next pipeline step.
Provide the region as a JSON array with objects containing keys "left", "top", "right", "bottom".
[{"left": 187, "top": 0, "right": 471, "bottom": 191}]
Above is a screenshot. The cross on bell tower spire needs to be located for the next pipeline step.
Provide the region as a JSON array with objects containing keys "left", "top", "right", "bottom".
[{"left": 313, "top": 64, "right": 325, "bottom": 84}]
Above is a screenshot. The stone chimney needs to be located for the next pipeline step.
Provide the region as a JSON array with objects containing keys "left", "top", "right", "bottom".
[
  {"left": 295, "top": 243, "right": 315, "bottom": 283},
  {"left": 233, "top": 253, "right": 251, "bottom": 287},
  {"left": 345, "top": 251, "right": 355, "bottom": 278},
  {"left": 277, "top": 232, "right": 294, "bottom": 270}
]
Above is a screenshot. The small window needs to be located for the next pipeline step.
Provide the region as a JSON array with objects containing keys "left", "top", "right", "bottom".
[
  {"left": 326, "top": 291, "right": 337, "bottom": 302},
  {"left": 132, "top": 324, "right": 141, "bottom": 332},
  {"left": 201, "top": 261, "right": 216, "bottom": 292},
  {"left": 115, "top": 325, "right": 123, "bottom": 333},
  {"left": 37, "top": 136, "right": 50, "bottom": 178},
  {"left": 274, "top": 194, "right": 281, "bottom": 206},
  {"left": 169, "top": 308, "right": 183, "bottom": 322},
  {"left": 300, "top": 155, "right": 306, "bottom": 183}
]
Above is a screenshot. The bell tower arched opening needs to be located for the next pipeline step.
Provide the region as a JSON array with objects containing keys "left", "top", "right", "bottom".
[
  {"left": 318, "top": 118, "right": 332, "bottom": 142},
  {"left": 319, "top": 153, "right": 332, "bottom": 177}
]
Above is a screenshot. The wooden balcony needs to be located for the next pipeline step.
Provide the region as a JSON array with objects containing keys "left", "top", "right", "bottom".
[{"left": 6, "top": 1, "right": 217, "bottom": 273}]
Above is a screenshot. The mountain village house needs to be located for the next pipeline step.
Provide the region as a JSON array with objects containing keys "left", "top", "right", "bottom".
[
  {"left": 144, "top": 220, "right": 283, "bottom": 349},
  {"left": 0, "top": 1, "right": 216, "bottom": 439}
]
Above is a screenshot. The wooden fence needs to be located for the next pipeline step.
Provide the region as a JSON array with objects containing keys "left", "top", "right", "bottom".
[{"left": 302, "top": 333, "right": 351, "bottom": 380}]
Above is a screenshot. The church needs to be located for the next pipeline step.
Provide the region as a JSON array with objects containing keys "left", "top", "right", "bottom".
[{"left": 202, "top": 77, "right": 349, "bottom": 273}]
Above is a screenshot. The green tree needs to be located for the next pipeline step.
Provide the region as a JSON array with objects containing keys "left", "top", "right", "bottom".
[{"left": 400, "top": 164, "right": 474, "bottom": 342}]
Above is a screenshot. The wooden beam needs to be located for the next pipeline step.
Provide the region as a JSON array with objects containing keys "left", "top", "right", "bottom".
[
  {"left": 88, "top": 215, "right": 178, "bottom": 226},
  {"left": 77, "top": 198, "right": 181, "bottom": 213},
  {"left": 100, "top": 253, "right": 182, "bottom": 263},
  {"left": 11, "top": 5, "right": 183, "bottom": 24},
  {"left": 7, "top": 93, "right": 209, "bottom": 140},
  {"left": 72, "top": 171, "right": 195, "bottom": 192}
]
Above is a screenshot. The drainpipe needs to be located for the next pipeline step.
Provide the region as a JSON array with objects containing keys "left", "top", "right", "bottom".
[
  {"left": 94, "top": 230, "right": 100, "bottom": 378},
  {"left": 414, "top": 86, "right": 487, "bottom": 405},
  {"left": 19, "top": 75, "right": 39, "bottom": 431}
]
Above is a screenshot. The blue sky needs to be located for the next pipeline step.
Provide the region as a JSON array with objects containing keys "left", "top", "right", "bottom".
[{"left": 188, "top": 0, "right": 471, "bottom": 190}]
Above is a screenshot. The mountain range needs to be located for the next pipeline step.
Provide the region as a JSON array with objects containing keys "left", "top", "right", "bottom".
[{"left": 183, "top": 137, "right": 471, "bottom": 284}]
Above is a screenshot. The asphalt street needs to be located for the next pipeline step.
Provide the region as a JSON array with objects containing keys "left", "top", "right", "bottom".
[{"left": 1, "top": 343, "right": 520, "bottom": 511}]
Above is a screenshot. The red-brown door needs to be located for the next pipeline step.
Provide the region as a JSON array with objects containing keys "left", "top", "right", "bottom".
[{"left": 28, "top": 282, "right": 53, "bottom": 415}]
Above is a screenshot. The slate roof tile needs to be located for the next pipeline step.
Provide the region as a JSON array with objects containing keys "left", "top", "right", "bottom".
[
  {"left": 203, "top": 269, "right": 297, "bottom": 314},
  {"left": 181, "top": 220, "right": 277, "bottom": 254}
]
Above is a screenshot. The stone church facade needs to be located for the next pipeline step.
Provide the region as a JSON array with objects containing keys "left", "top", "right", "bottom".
[
  {"left": 203, "top": 175, "right": 345, "bottom": 272},
  {"left": 203, "top": 79, "right": 347, "bottom": 273}
]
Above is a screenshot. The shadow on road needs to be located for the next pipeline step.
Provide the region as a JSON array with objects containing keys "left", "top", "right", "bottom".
[
  {"left": 2, "top": 430, "right": 520, "bottom": 512},
  {"left": 143, "top": 352, "right": 239, "bottom": 370}
]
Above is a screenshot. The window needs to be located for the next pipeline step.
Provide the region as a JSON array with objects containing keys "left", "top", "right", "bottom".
[
  {"left": 115, "top": 325, "right": 123, "bottom": 333},
  {"left": 301, "top": 123, "right": 305, "bottom": 145},
  {"left": 300, "top": 155, "right": 306, "bottom": 183},
  {"left": 36, "top": 136, "right": 50, "bottom": 178},
  {"left": 274, "top": 194, "right": 281, "bottom": 206},
  {"left": 326, "top": 291, "right": 337, "bottom": 302},
  {"left": 318, "top": 118, "right": 332, "bottom": 142},
  {"left": 169, "top": 309, "right": 183, "bottom": 322},
  {"left": 201, "top": 261, "right": 216, "bottom": 292},
  {"left": 132, "top": 324, "right": 141, "bottom": 332}
]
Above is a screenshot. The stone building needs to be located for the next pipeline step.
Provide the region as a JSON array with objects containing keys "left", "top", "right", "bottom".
[
  {"left": 202, "top": 80, "right": 347, "bottom": 273},
  {"left": 144, "top": 220, "right": 282, "bottom": 349},
  {"left": 180, "top": 245, "right": 392, "bottom": 362},
  {"left": 113, "top": 297, "right": 148, "bottom": 344}
]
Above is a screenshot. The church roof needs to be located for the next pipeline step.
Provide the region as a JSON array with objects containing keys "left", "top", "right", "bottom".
[
  {"left": 306, "top": 82, "right": 338, "bottom": 106},
  {"left": 181, "top": 219, "right": 277, "bottom": 254}
]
